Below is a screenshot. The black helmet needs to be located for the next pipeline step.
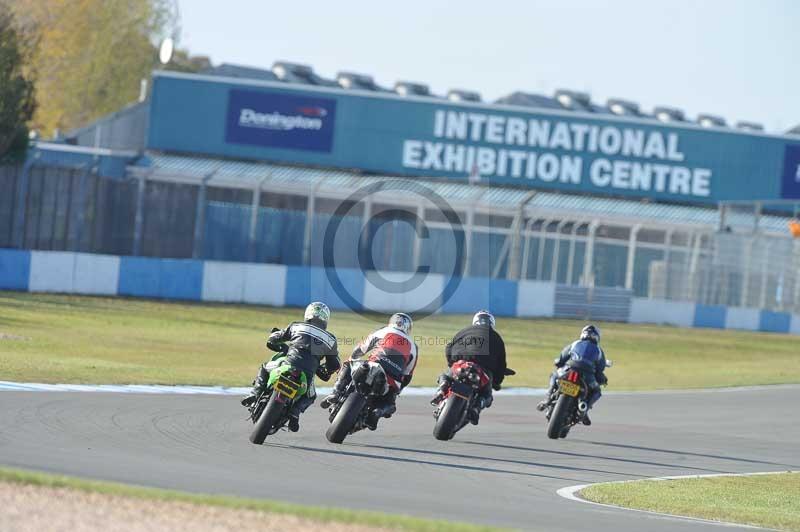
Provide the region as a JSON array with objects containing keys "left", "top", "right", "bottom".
[
  {"left": 580, "top": 324, "right": 600, "bottom": 344},
  {"left": 472, "top": 310, "right": 496, "bottom": 329}
]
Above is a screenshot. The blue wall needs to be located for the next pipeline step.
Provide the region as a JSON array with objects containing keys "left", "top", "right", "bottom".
[
  {"left": 147, "top": 72, "right": 800, "bottom": 206},
  {"left": 2, "top": 248, "right": 798, "bottom": 336}
]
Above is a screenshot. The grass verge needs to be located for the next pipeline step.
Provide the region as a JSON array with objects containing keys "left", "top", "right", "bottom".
[
  {"left": 580, "top": 472, "right": 800, "bottom": 531},
  {"left": 0, "top": 466, "right": 502, "bottom": 532},
  {"left": 1, "top": 291, "right": 799, "bottom": 389}
]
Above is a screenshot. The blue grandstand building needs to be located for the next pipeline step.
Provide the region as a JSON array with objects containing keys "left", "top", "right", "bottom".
[{"left": 2, "top": 61, "right": 800, "bottom": 333}]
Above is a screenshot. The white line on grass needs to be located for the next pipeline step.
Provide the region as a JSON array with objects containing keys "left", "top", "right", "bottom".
[{"left": 557, "top": 471, "right": 797, "bottom": 529}]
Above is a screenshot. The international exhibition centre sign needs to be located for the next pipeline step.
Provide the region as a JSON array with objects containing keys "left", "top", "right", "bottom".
[{"left": 148, "top": 72, "right": 800, "bottom": 205}]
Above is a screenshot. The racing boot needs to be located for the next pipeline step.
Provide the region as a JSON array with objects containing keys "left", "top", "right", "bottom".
[
  {"left": 581, "top": 388, "right": 601, "bottom": 426},
  {"left": 430, "top": 373, "right": 450, "bottom": 406},
  {"left": 287, "top": 391, "right": 315, "bottom": 432},
  {"left": 468, "top": 397, "right": 485, "bottom": 425},
  {"left": 241, "top": 365, "right": 269, "bottom": 407},
  {"left": 536, "top": 384, "right": 558, "bottom": 411},
  {"left": 320, "top": 363, "right": 351, "bottom": 408},
  {"left": 366, "top": 394, "right": 397, "bottom": 430}
]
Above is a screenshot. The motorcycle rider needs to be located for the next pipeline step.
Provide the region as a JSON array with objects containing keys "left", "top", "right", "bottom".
[
  {"left": 537, "top": 324, "right": 608, "bottom": 426},
  {"left": 431, "top": 310, "right": 512, "bottom": 425},
  {"left": 320, "top": 313, "right": 418, "bottom": 430},
  {"left": 241, "top": 302, "right": 341, "bottom": 432}
]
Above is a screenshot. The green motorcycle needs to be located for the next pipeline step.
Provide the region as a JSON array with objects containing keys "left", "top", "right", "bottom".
[{"left": 247, "top": 351, "right": 309, "bottom": 445}]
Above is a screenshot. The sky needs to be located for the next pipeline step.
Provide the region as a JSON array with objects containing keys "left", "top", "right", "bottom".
[{"left": 175, "top": 0, "right": 799, "bottom": 132}]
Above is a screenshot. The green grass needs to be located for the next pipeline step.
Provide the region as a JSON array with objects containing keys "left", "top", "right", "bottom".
[
  {"left": 0, "top": 466, "right": 502, "bottom": 532},
  {"left": 581, "top": 472, "right": 800, "bottom": 531},
  {"left": 0, "top": 291, "right": 799, "bottom": 389}
]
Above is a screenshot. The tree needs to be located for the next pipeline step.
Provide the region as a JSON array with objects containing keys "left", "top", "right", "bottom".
[
  {"left": 6, "top": 0, "right": 178, "bottom": 136},
  {"left": 0, "top": 5, "right": 35, "bottom": 161}
]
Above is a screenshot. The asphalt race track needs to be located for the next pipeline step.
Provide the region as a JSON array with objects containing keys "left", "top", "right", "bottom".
[{"left": 1, "top": 386, "right": 798, "bottom": 531}]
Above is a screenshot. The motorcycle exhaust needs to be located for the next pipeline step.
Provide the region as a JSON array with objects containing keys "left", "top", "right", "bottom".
[{"left": 578, "top": 401, "right": 588, "bottom": 413}]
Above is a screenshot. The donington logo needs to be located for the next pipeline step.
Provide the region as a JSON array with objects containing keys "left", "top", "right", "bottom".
[
  {"left": 226, "top": 89, "right": 336, "bottom": 152},
  {"left": 238, "top": 107, "right": 325, "bottom": 131}
]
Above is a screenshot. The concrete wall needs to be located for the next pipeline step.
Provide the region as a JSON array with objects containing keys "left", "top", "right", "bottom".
[{"left": 1, "top": 248, "right": 798, "bottom": 335}]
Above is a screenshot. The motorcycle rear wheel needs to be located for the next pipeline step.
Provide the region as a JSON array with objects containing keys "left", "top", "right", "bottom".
[
  {"left": 326, "top": 392, "right": 366, "bottom": 444},
  {"left": 249, "top": 393, "right": 287, "bottom": 445},
  {"left": 433, "top": 395, "right": 466, "bottom": 441},
  {"left": 547, "top": 394, "right": 575, "bottom": 440}
]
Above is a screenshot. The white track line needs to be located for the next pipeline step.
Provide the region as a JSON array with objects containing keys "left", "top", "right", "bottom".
[
  {"left": 557, "top": 471, "right": 797, "bottom": 529},
  {"left": 1, "top": 381, "right": 797, "bottom": 396},
  {"left": 0, "top": 381, "right": 548, "bottom": 396}
]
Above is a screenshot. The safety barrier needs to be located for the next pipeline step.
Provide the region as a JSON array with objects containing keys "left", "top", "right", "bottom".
[{"left": 1, "top": 248, "right": 799, "bottom": 335}]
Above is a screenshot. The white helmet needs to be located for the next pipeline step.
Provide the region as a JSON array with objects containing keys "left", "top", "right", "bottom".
[
  {"left": 472, "top": 310, "right": 496, "bottom": 329},
  {"left": 304, "top": 301, "right": 330, "bottom": 329},
  {"left": 388, "top": 312, "right": 412, "bottom": 334}
]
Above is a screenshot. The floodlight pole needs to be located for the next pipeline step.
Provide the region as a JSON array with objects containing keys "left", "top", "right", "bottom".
[
  {"left": 12, "top": 158, "right": 35, "bottom": 249},
  {"left": 192, "top": 169, "right": 217, "bottom": 259},
  {"left": 624, "top": 225, "right": 642, "bottom": 291},
  {"left": 248, "top": 175, "right": 270, "bottom": 262},
  {"left": 565, "top": 221, "right": 583, "bottom": 286},
  {"left": 411, "top": 203, "right": 424, "bottom": 272},
  {"left": 302, "top": 179, "right": 324, "bottom": 266},
  {"left": 550, "top": 220, "right": 568, "bottom": 282},
  {"left": 132, "top": 169, "right": 153, "bottom": 256},
  {"left": 581, "top": 221, "right": 599, "bottom": 287},
  {"left": 520, "top": 218, "right": 535, "bottom": 280},
  {"left": 507, "top": 191, "right": 536, "bottom": 280}
]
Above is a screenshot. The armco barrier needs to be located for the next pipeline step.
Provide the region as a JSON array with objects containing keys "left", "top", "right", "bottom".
[
  {"left": 792, "top": 315, "right": 800, "bottom": 335},
  {"left": 759, "top": 310, "right": 792, "bottom": 334},
  {"left": 725, "top": 307, "right": 760, "bottom": 331},
  {"left": 1, "top": 248, "right": 799, "bottom": 336},
  {"left": 201, "top": 261, "right": 287, "bottom": 306},
  {"left": 516, "top": 280, "right": 556, "bottom": 317},
  {"left": 693, "top": 304, "right": 727, "bottom": 329},
  {"left": 0, "top": 249, "right": 30, "bottom": 290},
  {"left": 629, "top": 298, "right": 695, "bottom": 328},
  {"left": 441, "top": 277, "right": 518, "bottom": 317}
]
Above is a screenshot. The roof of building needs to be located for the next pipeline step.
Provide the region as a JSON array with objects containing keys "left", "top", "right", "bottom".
[
  {"left": 202, "top": 62, "right": 768, "bottom": 133},
  {"left": 134, "top": 152, "right": 791, "bottom": 235}
]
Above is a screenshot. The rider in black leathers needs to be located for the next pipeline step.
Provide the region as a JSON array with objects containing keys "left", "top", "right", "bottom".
[
  {"left": 431, "top": 310, "right": 512, "bottom": 424},
  {"left": 241, "top": 302, "right": 341, "bottom": 432},
  {"left": 537, "top": 324, "right": 608, "bottom": 426}
]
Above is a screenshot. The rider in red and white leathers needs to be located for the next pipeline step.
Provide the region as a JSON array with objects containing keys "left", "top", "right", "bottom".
[{"left": 321, "top": 313, "right": 418, "bottom": 429}]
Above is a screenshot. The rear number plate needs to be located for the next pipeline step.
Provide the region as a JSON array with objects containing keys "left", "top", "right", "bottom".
[
  {"left": 558, "top": 379, "right": 580, "bottom": 397},
  {"left": 275, "top": 376, "right": 300, "bottom": 399}
]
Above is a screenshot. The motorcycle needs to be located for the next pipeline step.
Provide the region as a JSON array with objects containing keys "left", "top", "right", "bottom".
[
  {"left": 324, "top": 358, "right": 393, "bottom": 444},
  {"left": 247, "top": 337, "right": 309, "bottom": 445},
  {"left": 432, "top": 361, "right": 515, "bottom": 441},
  {"left": 543, "top": 359, "right": 612, "bottom": 440}
]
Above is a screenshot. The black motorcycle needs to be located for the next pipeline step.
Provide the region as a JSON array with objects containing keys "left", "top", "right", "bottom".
[
  {"left": 324, "top": 359, "right": 394, "bottom": 444},
  {"left": 543, "top": 360, "right": 612, "bottom": 440}
]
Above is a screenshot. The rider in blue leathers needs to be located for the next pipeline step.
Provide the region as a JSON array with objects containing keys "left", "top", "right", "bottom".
[{"left": 537, "top": 324, "right": 608, "bottom": 426}]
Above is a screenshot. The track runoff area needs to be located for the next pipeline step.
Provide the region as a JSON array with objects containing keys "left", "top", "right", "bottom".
[{"left": 1, "top": 381, "right": 797, "bottom": 530}]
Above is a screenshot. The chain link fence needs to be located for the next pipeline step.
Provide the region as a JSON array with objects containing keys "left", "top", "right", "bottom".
[{"left": 2, "top": 162, "right": 799, "bottom": 313}]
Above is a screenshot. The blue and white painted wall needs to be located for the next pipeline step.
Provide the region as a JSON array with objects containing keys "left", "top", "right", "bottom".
[{"left": 2, "top": 248, "right": 799, "bottom": 335}]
